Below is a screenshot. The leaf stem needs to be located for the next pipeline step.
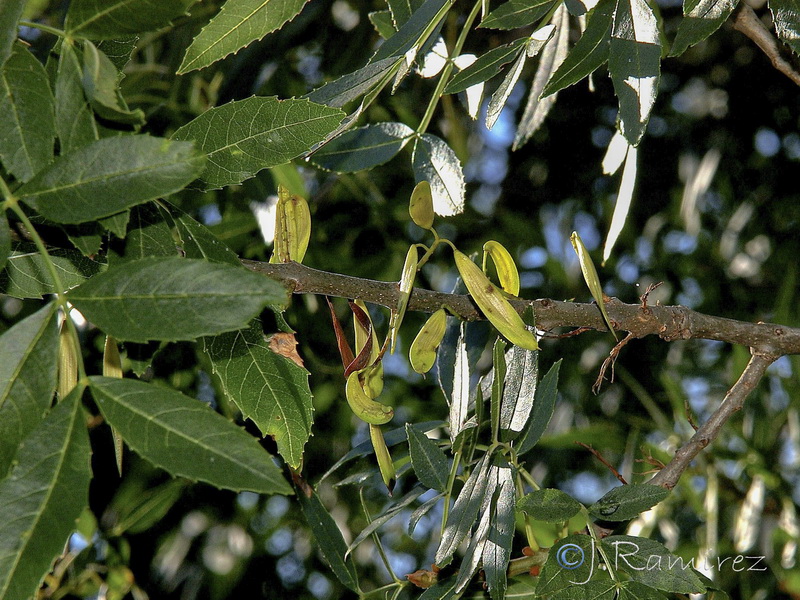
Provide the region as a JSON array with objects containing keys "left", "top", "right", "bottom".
[
  {"left": 19, "top": 20, "right": 66, "bottom": 38},
  {"left": 360, "top": 489, "right": 402, "bottom": 584},
  {"left": 439, "top": 447, "right": 463, "bottom": 537},
  {"left": 416, "top": 0, "right": 483, "bottom": 134},
  {"left": 583, "top": 507, "right": 620, "bottom": 583}
]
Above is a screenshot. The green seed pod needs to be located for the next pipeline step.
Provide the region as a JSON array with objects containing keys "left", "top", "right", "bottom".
[
  {"left": 409, "top": 308, "right": 447, "bottom": 374},
  {"left": 409, "top": 181, "right": 434, "bottom": 229},
  {"left": 103, "top": 336, "right": 125, "bottom": 475},
  {"left": 389, "top": 245, "right": 418, "bottom": 353},
  {"left": 352, "top": 300, "right": 384, "bottom": 398},
  {"left": 272, "top": 184, "right": 311, "bottom": 264},
  {"left": 345, "top": 371, "right": 394, "bottom": 425},
  {"left": 453, "top": 249, "right": 539, "bottom": 351},
  {"left": 570, "top": 231, "right": 618, "bottom": 340},
  {"left": 483, "top": 240, "right": 520, "bottom": 296},
  {"left": 58, "top": 320, "right": 78, "bottom": 400},
  {"left": 369, "top": 424, "right": 396, "bottom": 494}
]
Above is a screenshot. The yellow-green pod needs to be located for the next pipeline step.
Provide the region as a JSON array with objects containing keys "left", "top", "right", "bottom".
[
  {"left": 58, "top": 320, "right": 77, "bottom": 400},
  {"left": 483, "top": 240, "right": 520, "bottom": 296},
  {"left": 103, "top": 336, "right": 125, "bottom": 475},
  {"left": 453, "top": 250, "right": 539, "bottom": 351},
  {"left": 369, "top": 424, "right": 396, "bottom": 494},
  {"left": 345, "top": 371, "right": 394, "bottom": 425},
  {"left": 353, "top": 300, "right": 384, "bottom": 398},
  {"left": 272, "top": 184, "right": 311, "bottom": 264},
  {"left": 389, "top": 246, "right": 418, "bottom": 353},
  {"left": 409, "top": 308, "right": 447, "bottom": 374},
  {"left": 570, "top": 231, "right": 618, "bottom": 340},
  {"left": 409, "top": 181, "right": 434, "bottom": 229}
]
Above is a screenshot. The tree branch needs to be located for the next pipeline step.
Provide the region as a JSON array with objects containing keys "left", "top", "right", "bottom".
[
  {"left": 734, "top": 3, "right": 800, "bottom": 87},
  {"left": 244, "top": 260, "right": 800, "bottom": 357},
  {"left": 648, "top": 351, "right": 776, "bottom": 490}
]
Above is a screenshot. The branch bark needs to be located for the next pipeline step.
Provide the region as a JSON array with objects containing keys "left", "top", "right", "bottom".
[
  {"left": 244, "top": 260, "right": 800, "bottom": 357},
  {"left": 734, "top": 3, "right": 800, "bottom": 87}
]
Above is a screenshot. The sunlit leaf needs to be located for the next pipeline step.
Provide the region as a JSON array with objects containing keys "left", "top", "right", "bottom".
[
  {"left": 90, "top": 376, "right": 292, "bottom": 494},
  {"left": 388, "top": 0, "right": 425, "bottom": 28},
  {"left": 66, "top": 0, "right": 198, "bottom": 39},
  {"left": 0, "top": 391, "right": 91, "bottom": 600},
  {"left": 588, "top": 484, "right": 668, "bottom": 521},
  {"left": 17, "top": 136, "right": 206, "bottom": 224},
  {"left": 0, "top": 43, "right": 55, "bottom": 183},
  {"left": 306, "top": 56, "right": 402, "bottom": 108},
  {"left": 444, "top": 38, "right": 526, "bottom": 94},
  {"left": 500, "top": 342, "right": 538, "bottom": 440},
  {"left": 68, "top": 257, "right": 287, "bottom": 342},
  {"left": 412, "top": 134, "right": 465, "bottom": 216},
  {"left": 771, "top": 0, "right": 800, "bottom": 55},
  {"left": 570, "top": 231, "right": 617, "bottom": 339},
  {"left": 449, "top": 321, "right": 471, "bottom": 444},
  {"left": 671, "top": 0, "right": 739, "bottom": 57},
  {"left": 516, "top": 359, "right": 561, "bottom": 455},
  {"left": 369, "top": 10, "right": 396, "bottom": 38},
  {"left": 603, "top": 143, "right": 637, "bottom": 263},
  {"left": 486, "top": 44, "right": 526, "bottom": 131},
  {"left": 518, "top": 488, "right": 582, "bottom": 522},
  {"left": 203, "top": 319, "right": 314, "bottom": 469},
  {"left": 0, "top": 304, "right": 58, "bottom": 478},
  {"left": 310, "top": 122, "right": 414, "bottom": 172},
  {"left": 482, "top": 461, "right": 515, "bottom": 600},
  {"left": 179, "top": 0, "right": 310, "bottom": 73},
  {"left": 172, "top": 96, "right": 343, "bottom": 189},
  {"left": 480, "top": 0, "right": 556, "bottom": 30}
]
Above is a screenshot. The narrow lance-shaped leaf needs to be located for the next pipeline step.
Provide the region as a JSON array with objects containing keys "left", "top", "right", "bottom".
[
  {"left": 203, "top": 319, "right": 314, "bottom": 470},
  {"left": 172, "top": 96, "right": 344, "bottom": 189},
  {"left": 0, "top": 304, "right": 58, "bottom": 478},
  {"left": 449, "top": 321, "right": 471, "bottom": 445},
  {"left": 485, "top": 41, "right": 528, "bottom": 130},
  {"left": 54, "top": 42, "right": 98, "bottom": 154},
  {"left": 541, "top": 0, "right": 614, "bottom": 98},
  {"left": 372, "top": 0, "right": 452, "bottom": 63},
  {"left": 0, "top": 391, "right": 91, "bottom": 600},
  {"left": 179, "top": 0, "right": 310, "bottom": 74},
  {"left": 516, "top": 359, "right": 561, "bottom": 455},
  {"left": 588, "top": 484, "right": 668, "bottom": 521},
  {"left": 455, "top": 487, "right": 494, "bottom": 592},
  {"left": 412, "top": 134, "right": 465, "bottom": 216},
  {"left": 310, "top": 122, "right": 414, "bottom": 173},
  {"left": 608, "top": 0, "right": 661, "bottom": 146},
  {"left": 407, "top": 424, "right": 450, "bottom": 492},
  {"left": 444, "top": 38, "right": 527, "bottom": 94},
  {"left": 670, "top": 0, "right": 740, "bottom": 57},
  {"left": 68, "top": 257, "right": 288, "bottom": 342},
  {"left": 482, "top": 461, "right": 515, "bottom": 600},
  {"left": 500, "top": 342, "right": 538, "bottom": 440},
  {"left": 603, "top": 143, "right": 637, "bottom": 263},
  {"left": 306, "top": 56, "right": 402, "bottom": 108},
  {"left": 490, "top": 339, "right": 507, "bottom": 442},
  {"left": 388, "top": 0, "right": 424, "bottom": 28},
  {"left": 90, "top": 376, "right": 293, "bottom": 494},
  {"left": 66, "top": 0, "right": 198, "bottom": 39},
  {"left": 346, "top": 485, "right": 426, "bottom": 555},
  {"left": 0, "top": 43, "right": 56, "bottom": 183},
  {"left": 17, "top": 136, "right": 206, "bottom": 224},
  {"left": 480, "top": 0, "right": 556, "bottom": 30},
  {"left": 771, "top": 0, "right": 800, "bottom": 55},
  {"left": 570, "top": 231, "right": 617, "bottom": 339},
  {"left": 0, "top": 247, "right": 105, "bottom": 299}
]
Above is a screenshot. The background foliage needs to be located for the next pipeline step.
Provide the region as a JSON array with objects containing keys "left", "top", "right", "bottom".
[{"left": 1, "top": 0, "right": 799, "bottom": 599}]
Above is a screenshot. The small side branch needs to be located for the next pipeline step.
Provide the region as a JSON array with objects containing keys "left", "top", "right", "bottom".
[
  {"left": 649, "top": 352, "right": 776, "bottom": 490},
  {"left": 734, "top": 4, "right": 800, "bottom": 87}
]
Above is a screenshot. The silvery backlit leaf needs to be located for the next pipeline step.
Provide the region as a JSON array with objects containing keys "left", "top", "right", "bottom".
[{"left": 412, "top": 134, "right": 465, "bottom": 216}]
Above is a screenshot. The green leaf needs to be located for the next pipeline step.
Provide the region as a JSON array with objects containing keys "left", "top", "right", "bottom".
[
  {"left": 99, "top": 210, "right": 131, "bottom": 238},
  {"left": 542, "top": 0, "right": 614, "bottom": 97},
  {"left": 549, "top": 579, "right": 617, "bottom": 599},
  {"left": 420, "top": 579, "right": 459, "bottom": 600},
  {"left": 369, "top": 10, "right": 396, "bottom": 38},
  {"left": 347, "top": 486, "right": 427, "bottom": 555},
  {"left": 490, "top": 339, "right": 507, "bottom": 442},
  {"left": 516, "top": 359, "right": 561, "bottom": 455},
  {"left": 609, "top": 0, "right": 661, "bottom": 146},
  {"left": 109, "top": 478, "right": 187, "bottom": 536},
  {"left": 435, "top": 452, "right": 492, "bottom": 566},
  {"left": 90, "top": 376, "right": 292, "bottom": 494},
  {"left": 0, "top": 43, "right": 56, "bottom": 183},
  {"left": 179, "top": 0, "right": 309, "bottom": 73},
  {"left": 482, "top": 460, "right": 515, "bottom": 600},
  {"left": 670, "top": 0, "right": 739, "bottom": 57},
  {"left": 388, "top": 0, "right": 424, "bottom": 28},
  {"left": 95, "top": 37, "right": 138, "bottom": 71},
  {"left": 588, "top": 484, "right": 668, "bottom": 521},
  {"left": 771, "top": 0, "right": 800, "bottom": 55},
  {"left": 17, "top": 136, "right": 206, "bottom": 224},
  {"left": 63, "top": 222, "right": 103, "bottom": 257},
  {"left": 372, "top": 0, "right": 451, "bottom": 63},
  {"left": 66, "top": 0, "right": 198, "bottom": 39},
  {"left": 0, "top": 390, "right": 91, "bottom": 600},
  {"left": 310, "top": 122, "right": 414, "bottom": 172},
  {"left": 107, "top": 203, "right": 177, "bottom": 264},
  {"left": 618, "top": 581, "right": 669, "bottom": 600},
  {"left": 68, "top": 257, "right": 286, "bottom": 342},
  {"left": 0, "top": 247, "right": 105, "bottom": 298},
  {"left": 0, "top": 304, "right": 58, "bottom": 478},
  {"left": 536, "top": 534, "right": 596, "bottom": 595},
  {"left": 172, "top": 96, "right": 343, "bottom": 189},
  {"left": 0, "top": 212, "right": 9, "bottom": 273},
  {"left": 81, "top": 41, "right": 145, "bottom": 125},
  {"left": 297, "top": 485, "right": 359, "bottom": 592},
  {"left": 518, "top": 488, "right": 582, "bottom": 523},
  {"left": 167, "top": 203, "right": 240, "bottom": 265},
  {"left": 409, "top": 492, "right": 443, "bottom": 535},
  {"left": 203, "top": 319, "right": 313, "bottom": 469},
  {"left": 55, "top": 42, "right": 99, "bottom": 154},
  {"left": 500, "top": 342, "right": 538, "bottom": 441},
  {"left": 406, "top": 424, "right": 449, "bottom": 492},
  {"left": 602, "top": 535, "right": 706, "bottom": 593},
  {"left": 412, "top": 133, "right": 465, "bottom": 217},
  {"left": 445, "top": 38, "right": 526, "bottom": 94},
  {"left": 0, "top": 0, "right": 25, "bottom": 67},
  {"left": 480, "top": 0, "right": 556, "bottom": 30},
  {"left": 306, "top": 56, "right": 402, "bottom": 108},
  {"left": 485, "top": 43, "right": 528, "bottom": 131}
]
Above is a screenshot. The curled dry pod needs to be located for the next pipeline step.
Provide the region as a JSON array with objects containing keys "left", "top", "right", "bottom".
[
  {"left": 272, "top": 184, "right": 311, "bottom": 263},
  {"left": 345, "top": 371, "right": 394, "bottom": 425},
  {"left": 353, "top": 300, "right": 384, "bottom": 398},
  {"left": 369, "top": 424, "right": 396, "bottom": 494},
  {"left": 483, "top": 240, "right": 520, "bottom": 296},
  {"left": 389, "top": 246, "right": 418, "bottom": 353},
  {"left": 570, "top": 231, "right": 617, "bottom": 340},
  {"left": 409, "top": 308, "right": 447, "bottom": 374},
  {"left": 453, "top": 250, "right": 539, "bottom": 351},
  {"left": 103, "top": 336, "right": 125, "bottom": 475},
  {"left": 58, "top": 319, "right": 78, "bottom": 400},
  {"left": 409, "top": 181, "right": 434, "bottom": 229}
]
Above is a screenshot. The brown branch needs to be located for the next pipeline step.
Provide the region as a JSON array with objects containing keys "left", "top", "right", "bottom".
[
  {"left": 576, "top": 442, "right": 628, "bottom": 485},
  {"left": 734, "top": 4, "right": 800, "bottom": 87},
  {"left": 648, "top": 351, "right": 776, "bottom": 490},
  {"left": 244, "top": 260, "right": 800, "bottom": 357}
]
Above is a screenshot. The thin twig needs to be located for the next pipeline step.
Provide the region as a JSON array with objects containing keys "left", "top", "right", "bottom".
[
  {"left": 734, "top": 4, "right": 800, "bottom": 87},
  {"left": 593, "top": 332, "right": 636, "bottom": 393},
  {"left": 576, "top": 442, "right": 628, "bottom": 485},
  {"left": 649, "top": 352, "right": 776, "bottom": 490}
]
